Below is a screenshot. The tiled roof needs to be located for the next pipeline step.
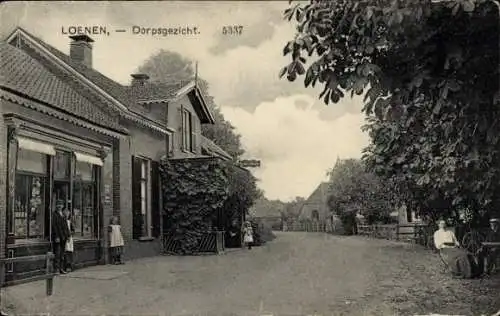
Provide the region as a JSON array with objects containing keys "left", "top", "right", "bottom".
[
  {"left": 0, "top": 42, "right": 126, "bottom": 134},
  {"left": 128, "top": 82, "right": 181, "bottom": 103},
  {"left": 200, "top": 135, "right": 233, "bottom": 161},
  {"left": 9, "top": 27, "right": 214, "bottom": 128},
  {"left": 24, "top": 30, "right": 133, "bottom": 108},
  {"left": 21, "top": 28, "right": 213, "bottom": 122}
]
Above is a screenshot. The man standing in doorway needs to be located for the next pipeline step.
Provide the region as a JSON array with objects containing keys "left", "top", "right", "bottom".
[{"left": 52, "top": 200, "right": 70, "bottom": 274}]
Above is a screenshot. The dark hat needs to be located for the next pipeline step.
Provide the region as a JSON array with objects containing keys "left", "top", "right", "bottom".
[{"left": 55, "top": 199, "right": 65, "bottom": 206}]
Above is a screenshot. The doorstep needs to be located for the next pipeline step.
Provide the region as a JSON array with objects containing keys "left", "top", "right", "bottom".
[
  {"left": 57, "top": 270, "right": 128, "bottom": 280},
  {"left": 224, "top": 247, "right": 252, "bottom": 254}
]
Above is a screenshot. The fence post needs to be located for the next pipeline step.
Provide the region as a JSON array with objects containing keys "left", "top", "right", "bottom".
[
  {"left": 413, "top": 224, "right": 417, "bottom": 243},
  {"left": 45, "top": 252, "right": 53, "bottom": 296},
  {"left": 396, "top": 224, "right": 400, "bottom": 241}
]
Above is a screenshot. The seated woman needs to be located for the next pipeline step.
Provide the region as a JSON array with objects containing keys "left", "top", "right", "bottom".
[{"left": 434, "top": 220, "right": 479, "bottom": 278}]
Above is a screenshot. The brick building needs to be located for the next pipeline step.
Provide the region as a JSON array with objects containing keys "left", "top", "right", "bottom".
[{"left": 0, "top": 27, "right": 230, "bottom": 283}]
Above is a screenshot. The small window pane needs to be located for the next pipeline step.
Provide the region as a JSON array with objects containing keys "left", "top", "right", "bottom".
[
  {"left": 141, "top": 198, "right": 147, "bottom": 215},
  {"left": 54, "top": 152, "right": 70, "bottom": 179},
  {"left": 14, "top": 176, "right": 28, "bottom": 238},
  {"left": 141, "top": 180, "right": 146, "bottom": 198},
  {"left": 141, "top": 161, "right": 147, "bottom": 178},
  {"left": 75, "top": 161, "right": 93, "bottom": 181},
  {"left": 73, "top": 183, "right": 83, "bottom": 235},
  {"left": 14, "top": 175, "right": 45, "bottom": 239},
  {"left": 82, "top": 183, "right": 94, "bottom": 238},
  {"left": 17, "top": 149, "right": 46, "bottom": 174}
]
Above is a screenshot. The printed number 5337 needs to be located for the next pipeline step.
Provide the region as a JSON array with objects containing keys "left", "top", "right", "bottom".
[{"left": 222, "top": 25, "right": 243, "bottom": 35}]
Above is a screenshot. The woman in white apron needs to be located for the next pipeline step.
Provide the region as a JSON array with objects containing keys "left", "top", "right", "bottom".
[{"left": 63, "top": 208, "right": 74, "bottom": 272}]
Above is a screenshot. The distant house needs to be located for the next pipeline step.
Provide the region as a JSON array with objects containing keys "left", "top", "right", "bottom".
[
  {"left": 249, "top": 198, "right": 285, "bottom": 230},
  {"left": 298, "top": 182, "right": 331, "bottom": 222},
  {"left": 0, "top": 27, "right": 230, "bottom": 283}
]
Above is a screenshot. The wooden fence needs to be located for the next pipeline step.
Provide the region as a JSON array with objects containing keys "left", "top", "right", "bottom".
[
  {"left": 0, "top": 252, "right": 55, "bottom": 295},
  {"left": 283, "top": 221, "right": 328, "bottom": 232},
  {"left": 358, "top": 223, "right": 434, "bottom": 248},
  {"left": 162, "top": 231, "right": 225, "bottom": 255}
]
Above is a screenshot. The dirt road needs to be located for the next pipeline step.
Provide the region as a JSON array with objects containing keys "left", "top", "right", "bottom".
[{"left": 4, "top": 232, "right": 500, "bottom": 315}]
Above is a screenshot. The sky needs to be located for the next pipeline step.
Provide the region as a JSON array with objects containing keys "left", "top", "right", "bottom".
[{"left": 0, "top": 1, "right": 370, "bottom": 202}]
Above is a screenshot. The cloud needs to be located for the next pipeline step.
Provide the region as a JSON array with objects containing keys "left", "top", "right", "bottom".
[
  {"left": 0, "top": 1, "right": 370, "bottom": 201},
  {"left": 221, "top": 95, "right": 370, "bottom": 202}
]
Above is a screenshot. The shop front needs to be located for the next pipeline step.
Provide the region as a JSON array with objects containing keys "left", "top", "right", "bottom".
[{"left": 4, "top": 114, "right": 115, "bottom": 282}]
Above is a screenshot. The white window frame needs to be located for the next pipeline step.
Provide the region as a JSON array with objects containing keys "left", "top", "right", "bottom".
[{"left": 139, "top": 158, "right": 152, "bottom": 238}]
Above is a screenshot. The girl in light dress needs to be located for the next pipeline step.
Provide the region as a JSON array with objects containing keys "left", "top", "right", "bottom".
[
  {"left": 109, "top": 216, "right": 125, "bottom": 264},
  {"left": 243, "top": 221, "right": 254, "bottom": 250}
]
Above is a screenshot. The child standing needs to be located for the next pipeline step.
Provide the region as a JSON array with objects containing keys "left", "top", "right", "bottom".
[
  {"left": 243, "top": 221, "right": 254, "bottom": 250},
  {"left": 109, "top": 216, "right": 125, "bottom": 264},
  {"left": 63, "top": 208, "right": 75, "bottom": 272}
]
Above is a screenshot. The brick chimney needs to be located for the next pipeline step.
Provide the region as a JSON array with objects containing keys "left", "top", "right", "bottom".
[
  {"left": 69, "top": 35, "right": 94, "bottom": 68},
  {"left": 131, "top": 74, "right": 150, "bottom": 86}
]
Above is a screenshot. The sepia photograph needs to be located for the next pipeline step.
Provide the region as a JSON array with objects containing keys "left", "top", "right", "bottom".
[{"left": 0, "top": 0, "right": 499, "bottom": 315}]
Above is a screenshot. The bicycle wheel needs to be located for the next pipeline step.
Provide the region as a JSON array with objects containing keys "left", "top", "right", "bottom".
[{"left": 462, "top": 231, "right": 485, "bottom": 254}]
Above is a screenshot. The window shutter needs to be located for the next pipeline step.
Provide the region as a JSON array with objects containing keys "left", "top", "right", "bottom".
[
  {"left": 192, "top": 132, "right": 197, "bottom": 153},
  {"left": 151, "top": 160, "right": 161, "bottom": 238},
  {"left": 131, "top": 156, "right": 142, "bottom": 239}
]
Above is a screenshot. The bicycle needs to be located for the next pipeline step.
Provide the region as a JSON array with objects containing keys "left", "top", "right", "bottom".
[{"left": 461, "top": 229, "right": 486, "bottom": 255}]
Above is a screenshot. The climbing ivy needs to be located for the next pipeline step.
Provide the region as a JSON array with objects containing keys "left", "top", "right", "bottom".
[{"left": 159, "top": 157, "right": 229, "bottom": 254}]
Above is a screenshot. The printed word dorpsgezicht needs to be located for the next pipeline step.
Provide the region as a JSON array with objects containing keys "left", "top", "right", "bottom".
[{"left": 132, "top": 26, "right": 200, "bottom": 36}]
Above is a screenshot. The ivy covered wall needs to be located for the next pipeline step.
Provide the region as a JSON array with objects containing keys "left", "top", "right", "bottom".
[{"left": 159, "top": 157, "right": 229, "bottom": 254}]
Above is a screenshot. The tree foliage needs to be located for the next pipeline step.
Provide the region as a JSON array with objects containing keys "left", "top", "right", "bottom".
[
  {"left": 327, "top": 158, "right": 397, "bottom": 232},
  {"left": 223, "top": 165, "right": 263, "bottom": 225},
  {"left": 282, "top": 0, "right": 500, "bottom": 222},
  {"left": 282, "top": 197, "right": 306, "bottom": 223},
  {"left": 249, "top": 197, "right": 286, "bottom": 218}
]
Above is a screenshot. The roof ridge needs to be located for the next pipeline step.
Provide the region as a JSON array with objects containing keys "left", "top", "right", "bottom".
[
  {"left": 0, "top": 42, "right": 125, "bottom": 133},
  {"left": 11, "top": 26, "right": 214, "bottom": 126}
]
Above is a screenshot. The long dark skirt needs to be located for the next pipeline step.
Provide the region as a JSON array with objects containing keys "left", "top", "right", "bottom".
[{"left": 440, "top": 248, "right": 480, "bottom": 278}]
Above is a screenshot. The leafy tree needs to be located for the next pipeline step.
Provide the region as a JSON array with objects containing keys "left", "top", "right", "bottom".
[
  {"left": 281, "top": 0, "right": 500, "bottom": 222},
  {"left": 250, "top": 197, "right": 286, "bottom": 218},
  {"left": 223, "top": 165, "right": 263, "bottom": 224},
  {"left": 282, "top": 196, "right": 306, "bottom": 223},
  {"left": 327, "top": 158, "right": 396, "bottom": 233}
]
